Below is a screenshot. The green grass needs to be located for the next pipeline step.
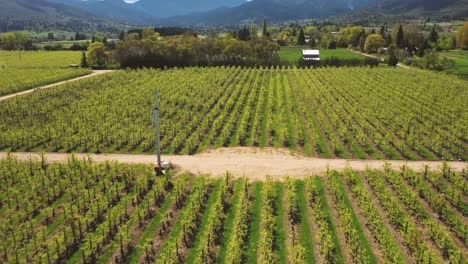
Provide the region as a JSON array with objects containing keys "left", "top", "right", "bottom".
[
  {"left": 185, "top": 180, "right": 222, "bottom": 263},
  {"left": 275, "top": 182, "right": 287, "bottom": 264},
  {"left": 246, "top": 182, "right": 263, "bottom": 263},
  {"left": 0, "top": 50, "right": 84, "bottom": 68},
  {"left": 331, "top": 172, "right": 378, "bottom": 264},
  {"left": 314, "top": 177, "right": 345, "bottom": 264},
  {"left": 440, "top": 50, "right": 468, "bottom": 79},
  {"left": 217, "top": 180, "right": 244, "bottom": 263},
  {"left": 126, "top": 185, "right": 179, "bottom": 264},
  {"left": 278, "top": 47, "right": 367, "bottom": 63},
  {"left": 296, "top": 181, "right": 316, "bottom": 264}
]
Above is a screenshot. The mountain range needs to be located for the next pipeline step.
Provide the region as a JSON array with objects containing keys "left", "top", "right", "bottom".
[{"left": 1, "top": 0, "right": 467, "bottom": 28}]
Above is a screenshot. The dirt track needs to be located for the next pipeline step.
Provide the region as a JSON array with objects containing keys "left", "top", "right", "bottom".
[
  {"left": 0, "top": 70, "right": 114, "bottom": 102},
  {"left": 1, "top": 148, "right": 465, "bottom": 180},
  {"left": 348, "top": 49, "right": 410, "bottom": 69}
]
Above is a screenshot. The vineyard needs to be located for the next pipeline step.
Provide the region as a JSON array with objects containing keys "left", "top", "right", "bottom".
[
  {"left": 0, "top": 68, "right": 91, "bottom": 96},
  {"left": 0, "top": 51, "right": 91, "bottom": 96},
  {"left": 0, "top": 66, "right": 466, "bottom": 160},
  {"left": 0, "top": 156, "right": 466, "bottom": 263}
]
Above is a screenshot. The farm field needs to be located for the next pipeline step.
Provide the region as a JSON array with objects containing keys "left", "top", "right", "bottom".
[
  {"left": 440, "top": 50, "right": 468, "bottom": 79},
  {"left": 0, "top": 67, "right": 466, "bottom": 161},
  {"left": 0, "top": 68, "right": 91, "bottom": 96},
  {"left": 279, "top": 47, "right": 367, "bottom": 63},
  {"left": 0, "top": 51, "right": 84, "bottom": 68},
  {"left": 0, "top": 51, "right": 91, "bottom": 96},
  {"left": 0, "top": 156, "right": 466, "bottom": 263}
]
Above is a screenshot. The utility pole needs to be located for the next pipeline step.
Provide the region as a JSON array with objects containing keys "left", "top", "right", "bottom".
[{"left": 152, "top": 91, "right": 161, "bottom": 168}]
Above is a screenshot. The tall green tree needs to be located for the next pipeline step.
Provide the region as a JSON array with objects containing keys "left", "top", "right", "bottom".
[
  {"left": 297, "top": 29, "right": 306, "bottom": 46},
  {"left": 428, "top": 25, "right": 439, "bottom": 43},
  {"left": 262, "top": 18, "right": 268, "bottom": 37},
  {"left": 396, "top": 25, "right": 404, "bottom": 49},
  {"left": 80, "top": 51, "right": 88, "bottom": 68},
  {"left": 236, "top": 26, "right": 251, "bottom": 41},
  {"left": 380, "top": 25, "right": 386, "bottom": 37},
  {"left": 387, "top": 46, "right": 399, "bottom": 67},
  {"left": 417, "top": 39, "right": 431, "bottom": 57}
]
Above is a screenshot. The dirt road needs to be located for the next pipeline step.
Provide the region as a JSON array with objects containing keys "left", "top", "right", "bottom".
[
  {"left": 0, "top": 70, "right": 114, "bottom": 102},
  {"left": 1, "top": 148, "right": 465, "bottom": 180},
  {"left": 348, "top": 49, "right": 410, "bottom": 69}
]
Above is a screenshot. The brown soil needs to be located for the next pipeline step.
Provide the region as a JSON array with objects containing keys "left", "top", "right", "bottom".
[{"left": 2, "top": 148, "right": 466, "bottom": 180}]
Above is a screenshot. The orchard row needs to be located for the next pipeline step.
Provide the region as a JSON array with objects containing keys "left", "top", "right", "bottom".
[
  {"left": 0, "top": 66, "right": 466, "bottom": 160},
  {"left": 0, "top": 156, "right": 466, "bottom": 263}
]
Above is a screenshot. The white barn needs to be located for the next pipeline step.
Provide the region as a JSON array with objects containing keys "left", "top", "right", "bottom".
[{"left": 302, "top": 50, "right": 320, "bottom": 61}]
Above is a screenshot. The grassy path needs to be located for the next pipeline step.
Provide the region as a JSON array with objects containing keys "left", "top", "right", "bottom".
[{"left": 246, "top": 182, "right": 263, "bottom": 263}]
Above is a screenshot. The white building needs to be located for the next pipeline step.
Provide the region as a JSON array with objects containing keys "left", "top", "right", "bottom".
[{"left": 302, "top": 50, "right": 320, "bottom": 61}]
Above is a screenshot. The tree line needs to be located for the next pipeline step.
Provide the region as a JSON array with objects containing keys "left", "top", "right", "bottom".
[{"left": 87, "top": 27, "right": 280, "bottom": 68}]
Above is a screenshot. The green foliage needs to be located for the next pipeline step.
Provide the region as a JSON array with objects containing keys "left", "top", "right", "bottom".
[
  {"left": 87, "top": 42, "right": 109, "bottom": 68},
  {"left": 0, "top": 50, "right": 91, "bottom": 96},
  {"left": 1, "top": 156, "right": 466, "bottom": 264},
  {"left": 387, "top": 47, "right": 399, "bottom": 67},
  {"left": 422, "top": 49, "right": 455, "bottom": 70},
  {"left": 340, "top": 26, "right": 367, "bottom": 48},
  {"left": 456, "top": 22, "right": 468, "bottom": 50},
  {"left": 297, "top": 29, "right": 306, "bottom": 46},
  {"left": 0, "top": 68, "right": 90, "bottom": 96},
  {"left": 0, "top": 67, "right": 466, "bottom": 160},
  {"left": 364, "top": 34, "right": 385, "bottom": 54},
  {"left": 0, "top": 31, "right": 30, "bottom": 50},
  {"left": 327, "top": 171, "right": 377, "bottom": 264},
  {"left": 396, "top": 25, "right": 405, "bottom": 49},
  {"left": 262, "top": 18, "right": 268, "bottom": 38},
  {"left": 113, "top": 35, "right": 280, "bottom": 68},
  {"left": 80, "top": 51, "right": 88, "bottom": 68},
  {"left": 428, "top": 25, "right": 439, "bottom": 44}
]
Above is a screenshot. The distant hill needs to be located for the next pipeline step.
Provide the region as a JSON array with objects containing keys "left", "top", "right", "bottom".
[
  {"left": 0, "top": 0, "right": 96, "bottom": 21},
  {"left": 372, "top": 0, "right": 468, "bottom": 17},
  {"left": 47, "top": 0, "right": 152, "bottom": 24},
  {"left": 160, "top": 0, "right": 468, "bottom": 26},
  {"left": 0, "top": 0, "right": 128, "bottom": 33},
  {"left": 135, "top": 0, "right": 245, "bottom": 18},
  {"left": 1, "top": 0, "right": 467, "bottom": 30},
  {"left": 160, "top": 0, "right": 374, "bottom": 26}
]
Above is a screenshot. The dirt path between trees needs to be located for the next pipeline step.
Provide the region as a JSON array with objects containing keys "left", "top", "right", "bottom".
[
  {"left": 0, "top": 70, "right": 114, "bottom": 102},
  {"left": 1, "top": 148, "right": 465, "bottom": 180},
  {"left": 348, "top": 49, "right": 410, "bottom": 69}
]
